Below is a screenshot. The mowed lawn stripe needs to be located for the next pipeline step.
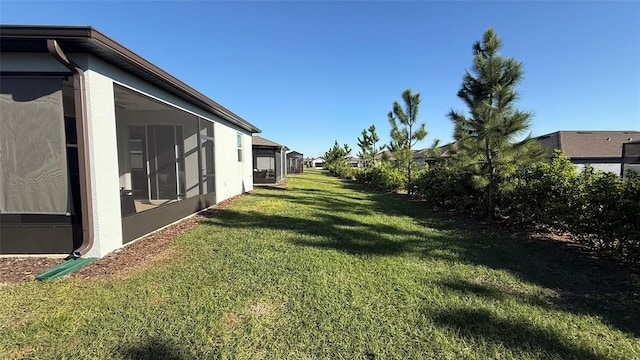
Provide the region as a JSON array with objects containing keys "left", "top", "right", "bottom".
[{"left": 1, "top": 169, "right": 638, "bottom": 359}]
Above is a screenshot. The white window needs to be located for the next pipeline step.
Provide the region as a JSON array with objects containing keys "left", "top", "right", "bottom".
[{"left": 237, "top": 133, "right": 243, "bottom": 162}]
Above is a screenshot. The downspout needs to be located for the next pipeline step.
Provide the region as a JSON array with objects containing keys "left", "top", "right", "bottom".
[{"left": 47, "top": 39, "right": 95, "bottom": 257}]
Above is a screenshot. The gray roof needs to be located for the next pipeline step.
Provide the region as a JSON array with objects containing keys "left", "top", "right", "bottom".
[
  {"left": 0, "top": 25, "right": 261, "bottom": 133},
  {"left": 535, "top": 131, "right": 639, "bottom": 158},
  {"left": 252, "top": 136, "right": 286, "bottom": 149}
]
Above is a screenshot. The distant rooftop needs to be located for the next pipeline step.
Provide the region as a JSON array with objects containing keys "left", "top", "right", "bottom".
[
  {"left": 253, "top": 136, "right": 287, "bottom": 149},
  {"left": 535, "top": 131, "right": 640, "bottom": 158}
]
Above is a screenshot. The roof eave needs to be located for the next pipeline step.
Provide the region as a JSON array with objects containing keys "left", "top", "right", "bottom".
[{"left": 0, "top": 25, "right": 261, "bottom": 133}]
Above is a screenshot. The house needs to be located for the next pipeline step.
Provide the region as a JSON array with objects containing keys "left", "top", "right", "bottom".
[
  {"left": 0, "top": 25, "right": 260, "bottom": 257},
  {"left": 534, "top": 131, "right": 640, "bottom": 173},
  {"left": 412, "top": 149, "right": 431, "bottom": 167},
  {"left": 311, "top": 157, "right": 325, "bottom": 169},
  {"left": 286, "top": 151, "right": 304, "bottom": 174},
  {"left": 252, "top": 136, "right": 287, "bottom": 184},
  {"left": 622, "top": 140, "right": 640, "bottom": 178},
  {"left": 347, "top": 157, "right": 365, "bottom": 168},
  {"left": 374, "top": 149, "right": 433, "bottom": 167}
]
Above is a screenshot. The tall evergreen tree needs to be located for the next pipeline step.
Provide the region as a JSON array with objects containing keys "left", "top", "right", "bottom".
[
  {"left": 388, "top": 89, "right": 427, "bottom": 194},
  {"left": 448, "top": 28, "right": 543, "bottom": 220}
]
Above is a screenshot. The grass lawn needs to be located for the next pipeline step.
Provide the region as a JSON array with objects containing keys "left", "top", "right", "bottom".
[{"left": 1, "top": 169, "right": 639, "bottom": 359}]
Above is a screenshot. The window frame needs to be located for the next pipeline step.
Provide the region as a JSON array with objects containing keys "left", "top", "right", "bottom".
[{"left": 237, "top": 133, "right": 243, "bottom": 162}]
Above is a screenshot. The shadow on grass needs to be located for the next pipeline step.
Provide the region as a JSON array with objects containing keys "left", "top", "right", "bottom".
[
  {"left": 115, "top": 336, "right": 192, "bottom": 360},
  {"left": 209, "top": 209, "right": 436, "bottom": 257},
  {"left": 431, "top": 308, "right": 604, "bottom": 360},
  {"left": 437, "top": 278, "right": 554, "bottom": 307},
  {"left": 419, "top": 212, "right": 640, "bottom": 337},
  {"left": 209, "top": 176, "right": 640, "bottom": 338}
]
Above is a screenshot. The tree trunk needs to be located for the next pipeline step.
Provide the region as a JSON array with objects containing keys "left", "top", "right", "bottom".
[
  {"left": 485, "top": 139, "right": 495, "bottom": 221},
  {"left": 408, "top": 123, "right": 413, "bottom": 196}
]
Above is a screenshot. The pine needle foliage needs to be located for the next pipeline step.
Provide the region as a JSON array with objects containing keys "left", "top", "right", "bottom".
[
  {"left": 388, "top": 89, "right": 427, "bottom": 194},
  {"left": 448, "top": 28, "right": 543, "bottom": 220},
  {"left": 357, "top": 125, "right": 385, "bottom": 167}
]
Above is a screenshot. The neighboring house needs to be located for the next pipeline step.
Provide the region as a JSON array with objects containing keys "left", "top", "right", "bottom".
[
  {"left": 534, "top": 131, "right": 640, "bottom": 173},
  {"left": 622, "top": 140, "right": 640, "bottom": 178},
  {"left": 347, "top": 157, "right": 365, "bottom": 168},
  {"left": 311, "top": 157, "right": 325, "bottom": 169},
  {"left": 286, "top": 151, "right": 304, "bottom": 174},
  {"left": 419, "top": 142, "right": 460, "bottom": 166},
  {"left": 303, "top": 157, "right": 314, "bottom": 168},
  {"left": 374, "top": 149, "right": 433, "bottom": 167},
  {"left": 412, "top": 149, "right": 431, "bottom": 167},
  {"left": 374, "top": 150, "right": 392, "bottom": 162},
  {"left": 252, "top": 136, "right": 288, "bottom": 184},
  {"left": 0, "top": 25, "right": 261, "bottom": 257}
]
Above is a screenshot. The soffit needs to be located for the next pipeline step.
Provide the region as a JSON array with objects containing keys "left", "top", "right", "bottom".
[{"left": 0, "top": 25, "right": 261, "bottom": 133}]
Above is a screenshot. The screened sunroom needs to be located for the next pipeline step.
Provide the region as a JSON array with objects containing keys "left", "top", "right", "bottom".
[
  {"left": 287, "top": 151, "right": 304, "bottom": 174},
  {"left": 252, "top": 136, "right": 288, "bottom": 184},
  {"left": 0, "top": 25, "right": 260, "bottom": 257},
  {"left": 114, "top": 84, "right": 219, "bottom": 243}
]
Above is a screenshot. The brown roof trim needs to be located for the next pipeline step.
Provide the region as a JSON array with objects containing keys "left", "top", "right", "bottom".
[{"left": 0, "top": 25, "right": 261, "bottom": 133}]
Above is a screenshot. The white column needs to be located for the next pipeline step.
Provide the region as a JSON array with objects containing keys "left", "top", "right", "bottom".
[{"left": 83, "top": 64, "right": 123, "bottom": 258}]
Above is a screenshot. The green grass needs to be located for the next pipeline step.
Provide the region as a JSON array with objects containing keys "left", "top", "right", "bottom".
[{"left": 1, "top": 169, "right": 639, "bottom": 359}]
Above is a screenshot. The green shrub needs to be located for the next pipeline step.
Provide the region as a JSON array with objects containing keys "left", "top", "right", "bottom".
[
  {"left": 571, "top": 167, "right": 640, "bottom": 260},
  {"left": 499, "top": 153, "right": 640, "bottom": 262},
  {"left": 619, "top": 171, "right": 640, "bottom": 260},
  {"left": 326, "top": 161, "right": 353, "bottom": 179},
  {"left": 369, "top": 162, "right": 405, "bottom": 192},
  {"left": 415, "top": 151, "right": 639, "bottom": 263},
  {"left": 498, "top": 151, "right": 580, "bottom": 229},
  {"left": 353, "top": 167, "right": 372, "bottom": 184},
  {"left": 414, "top": 165, "right": 483, "bottom": 215}
]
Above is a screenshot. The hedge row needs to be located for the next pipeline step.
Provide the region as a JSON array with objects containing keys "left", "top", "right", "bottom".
[
  {"left": 414, "top": 153, "right": 640, "bottom": 262},
  {"left": 499, "top": 155, "right": 640, "bottom": 261},
  {"left": 335, "top": 153, "right": 639, "bottom": 263}
]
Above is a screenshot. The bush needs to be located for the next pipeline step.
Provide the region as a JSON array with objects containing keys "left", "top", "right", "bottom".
[
  {"left": 571, "top": 167, "right": 640, "bottom": 260},
  {"left": 414, "top": 165, "right": 483, "bottom": 215},
  {"left": 353, "top": 167, "right": 372, "bottom": 184},
  {"left": 498, "top": 152, "right": 580, "bottom": 229},
  {"left": 499, "top": 153, "right": 640, "bottom": 262},
  {"left": 619, "top": 171, "right": 640, "bottom": 260},
  {"left": 369, "top": 162, "right": 405, "bottom": 192},
  {"left": 414, "top": 151, "right": 640, "bottom": 263},
  {"left": 325, "top": 160, "right": 353, "bottom": 179}
]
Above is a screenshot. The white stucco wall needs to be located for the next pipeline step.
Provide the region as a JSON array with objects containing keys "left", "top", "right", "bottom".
[
  {"left": 214, "top": 124, "right": 253, "bottom": 201},
  {"left": 83, "top": 56, "right": 123, "bottom": 258},
  {"left": 573, "top": 162, "right": 621, "bottom": 174}
]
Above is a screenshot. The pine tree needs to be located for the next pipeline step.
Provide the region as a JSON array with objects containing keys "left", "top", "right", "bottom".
[
  {"left": 357, "top": 125, "right": 384, "bottom": 167},
  {"left": 448, "top": 28, "right": 543, "bottom": 220},
  {"left": 324, "top": 140, "right": 351, "bottom": 166},
  {"left": 388, "top": 89, "right": 427, "bottom": 194}
]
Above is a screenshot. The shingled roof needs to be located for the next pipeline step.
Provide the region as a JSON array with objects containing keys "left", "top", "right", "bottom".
[
  {"left": 252, "top": 136, "right": 287, "bottom": 149},
  {"left": 535, "top": 131, "right": 640, "bottom": 159}
]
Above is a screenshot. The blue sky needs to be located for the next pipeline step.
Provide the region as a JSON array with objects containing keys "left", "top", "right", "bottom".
[{"left": 2, "top": 1, "right": 638, "bottom": 157}]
